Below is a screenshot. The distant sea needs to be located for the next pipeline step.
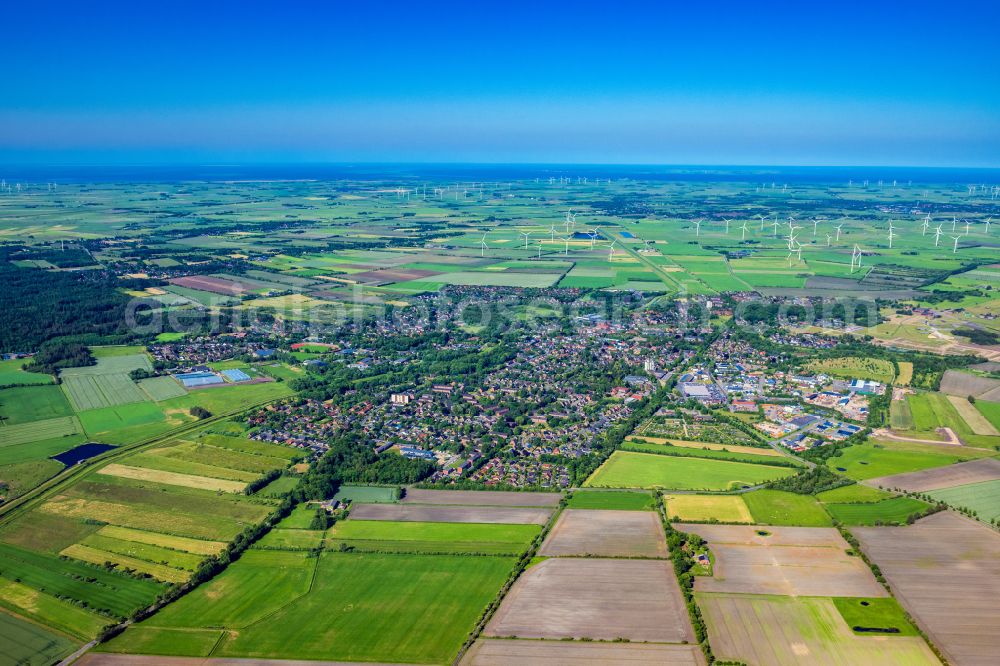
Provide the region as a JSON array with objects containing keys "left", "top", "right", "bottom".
[{"left": 0, "top": 163, "right": 997, "bottom": 185}]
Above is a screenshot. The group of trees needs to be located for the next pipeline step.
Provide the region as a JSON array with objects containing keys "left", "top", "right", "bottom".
[{"left": 23, "top": 342, "right": 95, "bottom": 375}]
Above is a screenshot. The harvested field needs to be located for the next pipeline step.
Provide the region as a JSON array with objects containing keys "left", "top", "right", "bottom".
[
  {"left": 61, "top": 543, "right": 189, "bottom": 583},
  {"left": 461, "top": 639, "right": 705, "bottom": 665},
  {"left": 855, "top": 512, "right": 1000, "bottom": 666},
  {"left": 947, "top": 395, "right": 1000, "bottom": 435},
  {"left": 538, "top": 509, "right": 667, "bottom": 558},
  {"left": 95, "top": 525, "right": 225, "bottom": 556},
  {"left": 866, "top": 457, "right": 1000, "bottom": 492},
  {"left": 699, "top": 593, "right": 940, "bottom": 666},
  {"left": 98, "top": 463, "right": 247, "bottom": 493},
  {"left": 485, "top": 558, "right": 693, "bottom": 642},
  {"left": 348, "top": 503, "right": 551, "bottom": 525},
  {"left": 349, "top": 267, "right": 440, "bottom": 284},
  {"left": 665, "top": 494, "right": 752, "bottom": 523},
  {"left": 168, "top": 275, "right": 247, "bottom": 295},
  {"left": 680, "top": 524, "right": 885, "bottom": 598},
  {"left": 940, "top": 370, "right": 1000, "bottom": 400},
  {"left": 401, "top": 488, "right": 561, "bottom": 506}
]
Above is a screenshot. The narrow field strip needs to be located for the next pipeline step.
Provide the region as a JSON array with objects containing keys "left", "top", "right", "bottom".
[
  {"left": 97, "top": 463, "right": 248, "bottom": 493},
  {"left": 61, "top": 543, "right": 189, "bottom": 584}
]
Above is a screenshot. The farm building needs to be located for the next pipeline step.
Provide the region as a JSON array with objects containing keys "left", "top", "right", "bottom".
[
  {"left": 174, "top": 371, "right": 225, "bottom": 387},
  {"left": 221, "top": 369, "right": 252, "bottom": 382}
]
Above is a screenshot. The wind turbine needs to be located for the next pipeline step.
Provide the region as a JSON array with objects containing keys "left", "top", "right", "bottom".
[
  {"left": 722, "top": 217, "right": 731, "bottom": 234},
  {"left": 740, "top": 221, "right": 749, "bottom": 239},
  {"left": 549, "top": 224, "right": 558, "bottom": 241},
  {"left": 834, "top": 223, "right": 844, "bottom": 242},
  {"left": 986, "top": 216, "right": 993, "bottom": 234},
  {"left": 608, "top": 240, "right": 617, "bottom": 260},
  {"left": 771, "top": 219, "right": 780, "bottom": 237},
  {"left": 519, "top": 231, "right": 532, "bottom": 249},
  {"left": 693, "top": 219, "right": 703, "bottom": 237},
  {"left": 536, "top": 243, "right": 543, "bottom": 258},
  {"left": 589, "top": 227, "right": 601, "bottom": 248},
  {"left": 933, "top": 224, "right": 943, "bottom": 247},
  {"left": 887, "top": 228, "right": 896, "bottom": 249},
  {"left": 812, "top": 217, "right": 822, "bottom": 236},
  {"left": 479, "top": 233, "right": 489, "bottom": 257},
  {"left": 951, "top": 235, "right": 961, "bottom": 253},
  {"left": 963, "top": 219, "right": 971, "bottom": 236},
  {"left": 951, "top": 215, "right": 957, "bottom": 232},
  {"left": 920, "top": 217, "right": 930, "bottom": 235},
  {"left": 757, "top": 213, "right": 767, "bottom": 231},
  {"left": 562, "top": 237, "right": 570, "bottom": 255},
  {"left": 826, "top": 233, "right": 832, "bottom": 246}
]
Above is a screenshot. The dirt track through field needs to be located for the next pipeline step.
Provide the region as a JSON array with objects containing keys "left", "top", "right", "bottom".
[
  {"left": 855, "top": 512, "right": 1000, "bottom": 666},
  {"left": 401, "top": 488, "right": 562, "bottom": 506},
  {"left": 461, "top": 639, "right": 705, "bottom": 665},
  {"left": 348, "top": 503, "right": 551, "bottom": 525},
  {"left": 865, "top": 457, "right": 1000, "bottom": 492},
  {"left": 484, "top": 558, "right": 693, "bottom": 642},
  {"left": 539, "top": 509, "right": 667, "bottom": 558},
  {"left": 680, "top": 524, "right": 885, "bottom": 597}
]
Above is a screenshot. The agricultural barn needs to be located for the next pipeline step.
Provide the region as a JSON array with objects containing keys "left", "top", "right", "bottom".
[{"left": 174, "top": 371, "right": 225, "bottom": 387}]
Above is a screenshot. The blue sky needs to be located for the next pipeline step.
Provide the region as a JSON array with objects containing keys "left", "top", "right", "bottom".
[{"left": 1, "top": 0, "right": 998, "bottom": 166}]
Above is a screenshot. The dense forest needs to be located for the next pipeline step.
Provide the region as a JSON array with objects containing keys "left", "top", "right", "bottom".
[{"left": 0, "top": 262, "right": 134, "bottom": 352}]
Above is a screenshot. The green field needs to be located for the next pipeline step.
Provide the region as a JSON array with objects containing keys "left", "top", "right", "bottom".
[
  {"left": 105, "top": 551, "right": 515, "bottom": 664},
  {"left": 827, "top": 442, "right": 978, "bottom": 480},
  {"left": 824, "top": 497, "right": 931, "bottom": 526},
  {"left": 927, "top": 479, "right": 1000, "bottom": 523},
  {"left": 975, "top": 401, "right": 1000, "bottom": 431},
  {"left": 328, "top": 519, "right": 541, "bottom": 554},
  {"left": 585, "top": 451, "right": 796, "bottom": 490},
  {"left": 742, "top": 489, "right": 833, "bottom": 526},
  {"left": 137, "top": 376, "right": 188, "bottom": 401},
  {"left": 665, "top": 494, "right": 752, "bottom": 523},
  {"left": 0, "top": 611, "right": 78, "bottom": 665},
  {"left": 621, "top": 440, "right": 799, "bottom": 466},
  {"left": 0, "top": 542, "right": 165, "bottom": 619},
  {"left": 333, "top": 484, "right": 400, "bottom": 503},
  {"left": 254, "top": 528, "right": 326, "bottom": 550},
  {"left": 256, "top": 475, "right": 300, "bottom": 497},
  {"left": 0, "top": 358, "right": 54, "bottom": 386},
  {"left": 816, "top": 484, "right": 892, "bottom": 503},
  {"left": 566, "top": 489, "right": 654, "bottom": 510},
  {"left": 61, "top": 373, "right": 148, "bottom": 411},
  {"left": 0, "top": 415, "right": 82, "bottom": 447},
  {"left": 805, "top": 357, "right": 896, "bottom": 384},
  {"left": 0, "top": 385, "right": 73, "bottom": 424},
  {"left": 832, "top": 597, "right": 919, "bottom": 636},
  {"left": 0, "top": 577, "right": 108, "bottom": 640}
]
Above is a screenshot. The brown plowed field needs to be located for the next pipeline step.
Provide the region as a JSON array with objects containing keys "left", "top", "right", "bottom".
[
  {"left": 538, "top": 509, "right": 667, "bottom": 558},
  {"left": 347, "top": 503, "right": 551, "bottom": 525},
  {"left": 168, "top": 275, "right": 246, "bottom": 295},
  {"left": 866, "top": 457, "right": 1000, "bottom": 492},
  {"left": 401, "top": 488, "right": 561, "bottom": 507},
  {"left": 484, "top": 558, "right": 693, "bottom": 642},
  {"left": 681, "top": 525, "right": 885, "bottom": 597},
  {"left": 854, "top": 512, "right": 1000, "bottom": 666},
  {"left": 461, "top": 639, "right": 705, "bottom": 665}
]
